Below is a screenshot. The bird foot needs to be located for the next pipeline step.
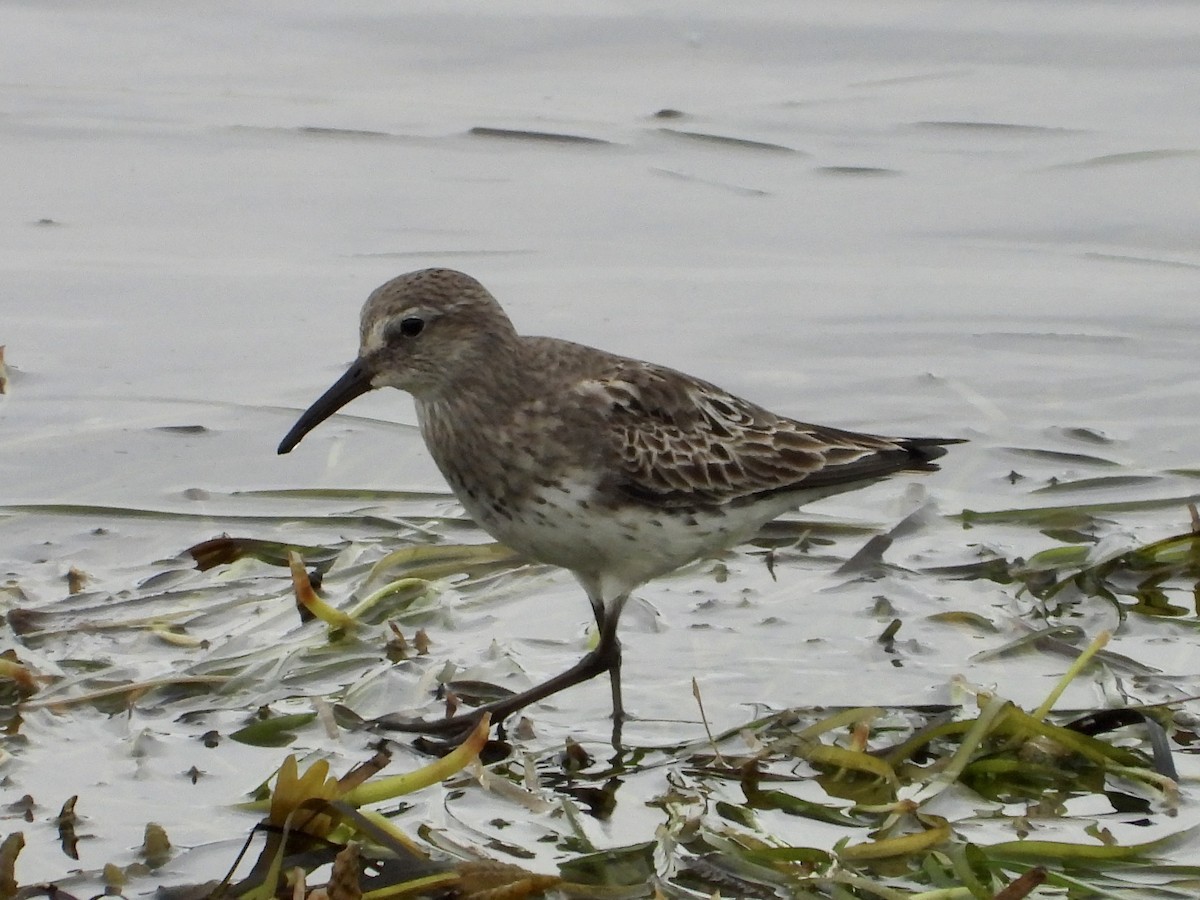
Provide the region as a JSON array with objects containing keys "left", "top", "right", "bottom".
[
  {"left": 371, "top": 645, "right": 621, "bottom": 738},
  {"left": 371, "top": 707, "right": 491, "bottom": 737}
]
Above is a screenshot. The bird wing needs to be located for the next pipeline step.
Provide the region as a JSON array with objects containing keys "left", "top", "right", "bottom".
[{"left": 578, "top": 360, "right": 933, "bottom": 510}]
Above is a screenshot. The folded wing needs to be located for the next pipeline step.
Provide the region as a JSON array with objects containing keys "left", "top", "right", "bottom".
[{"left": 583, "top": 361, "right": 953, "bottom": 510}]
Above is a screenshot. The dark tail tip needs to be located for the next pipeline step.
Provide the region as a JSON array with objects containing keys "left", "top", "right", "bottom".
[{"left": 902, "top": 436, "right": 966, "bottom": 469}]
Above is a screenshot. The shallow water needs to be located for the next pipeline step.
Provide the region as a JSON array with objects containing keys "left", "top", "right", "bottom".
[{"left": 3, "top": 1, "right": 1200, "bottom": 892}]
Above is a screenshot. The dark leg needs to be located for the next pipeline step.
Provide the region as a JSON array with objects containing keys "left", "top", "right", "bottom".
[
  {"left": 605, "top": 613, "right": 624, "bottom": 748},
  {"left": 600, "top": 603, "right": 623, "bottom": 723},
  {"left": 590, "top": 587, "right": 629, "bottom": 727},
  {"left": 584, "top": 584, "right": 626, "bottom": 725},
  {"left": 374, "top": 592, "right": 628, "bottom": 737}
]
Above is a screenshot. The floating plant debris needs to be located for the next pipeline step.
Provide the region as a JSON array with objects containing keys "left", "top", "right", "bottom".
[
  {"left": 468, "top": 127, "right": 611, "bottom": 145},
  {"left": 5, "top": 468, "right": 1199, "bottom": 898}
]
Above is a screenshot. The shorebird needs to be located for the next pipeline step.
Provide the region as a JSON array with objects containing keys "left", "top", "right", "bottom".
[{"left": 278, "top": 268, "right": 959, "bottom": 736}]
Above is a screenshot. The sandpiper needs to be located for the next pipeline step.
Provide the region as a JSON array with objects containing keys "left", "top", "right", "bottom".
[{"left": 278, "top": 268, "right": 960, "bottom": 736}]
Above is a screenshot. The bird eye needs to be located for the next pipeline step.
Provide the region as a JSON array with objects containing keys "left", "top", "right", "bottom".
[{"left": 397, "top": 316, "right": 424, "bottom": 338}]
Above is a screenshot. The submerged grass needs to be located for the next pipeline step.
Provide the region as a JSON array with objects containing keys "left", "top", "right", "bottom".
[
  {"left": 939, "top": 504, "right": 1200, "bottom": 621},
  {"left": 159, "top": 668, "right": 1188, "bottom": 900},
  {"left": 3, "top": 483, "right": 1200, "bottom": 898}
]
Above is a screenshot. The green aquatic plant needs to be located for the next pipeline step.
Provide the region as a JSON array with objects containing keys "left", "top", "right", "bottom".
[{"left": 3, "top": 487, "right": 1198, "bottom": 898}]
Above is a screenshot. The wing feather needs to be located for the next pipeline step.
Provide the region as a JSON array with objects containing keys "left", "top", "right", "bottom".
[{"left": 578, "top": 360, "right": 948, "bottom": 510}]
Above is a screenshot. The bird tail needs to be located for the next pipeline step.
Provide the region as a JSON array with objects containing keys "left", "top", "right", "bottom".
[{"left": 901, "top": 436, "right": 966, "bottom": 470}]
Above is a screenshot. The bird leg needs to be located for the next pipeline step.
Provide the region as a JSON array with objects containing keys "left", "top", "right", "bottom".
[
  {"left": 373, "top": 601, "right": 625, "bottom": 737},
  {"left": 588, "top": 589, "right": 626, "bottom": 729},
  {"left": 606, "top": 623, "right": 625, "bottom": 748}
]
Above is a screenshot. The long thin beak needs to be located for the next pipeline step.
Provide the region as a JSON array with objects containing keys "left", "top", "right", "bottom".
[{"left": 277, "top": 359, "right": 373, "bottom": 454}]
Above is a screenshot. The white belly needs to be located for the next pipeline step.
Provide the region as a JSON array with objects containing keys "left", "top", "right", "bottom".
[{"left": 462, "top": 472, "right": 788, "bottom": 595}]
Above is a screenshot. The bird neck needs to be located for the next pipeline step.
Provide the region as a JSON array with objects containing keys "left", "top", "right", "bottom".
[{"left": 413, "top": 336, "right": 534, "bottom": 437}]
